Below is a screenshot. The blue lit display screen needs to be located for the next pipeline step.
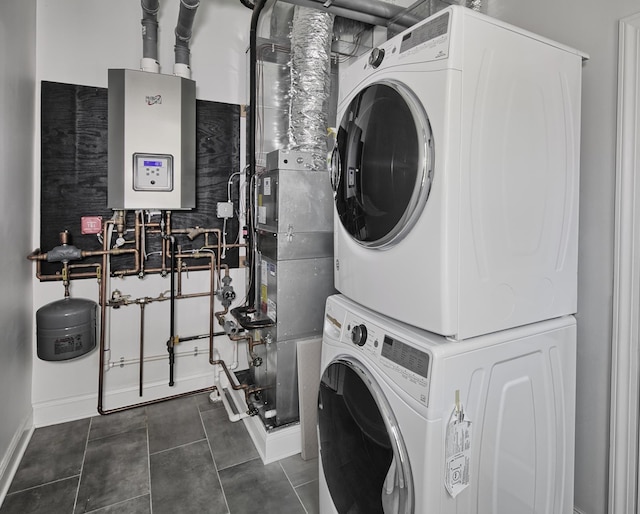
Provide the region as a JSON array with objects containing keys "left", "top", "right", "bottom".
[{"left": 143, "top": 160, "right": 163, "bottom": 167}]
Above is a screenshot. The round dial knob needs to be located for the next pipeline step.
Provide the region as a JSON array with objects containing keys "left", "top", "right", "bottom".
[
  {"left": 351, "top": 324, "right": 368, "bottom": 346},
  {"left": 368, "top": 48, "right": 385, "bottom": 68}
]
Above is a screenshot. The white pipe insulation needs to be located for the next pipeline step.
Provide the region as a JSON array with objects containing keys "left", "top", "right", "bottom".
[{"left": 210, "top": 349, "right": 250, "bottom": 422}]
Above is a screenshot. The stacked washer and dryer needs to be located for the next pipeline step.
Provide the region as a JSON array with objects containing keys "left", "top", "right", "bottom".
[{"left": 318, "top": 6, "right": 586, "bottom": 514}]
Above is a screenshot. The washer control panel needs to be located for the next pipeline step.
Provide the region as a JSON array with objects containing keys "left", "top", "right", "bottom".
[{"left": 341, "top": 313, "right": 431, "bottom": 406}]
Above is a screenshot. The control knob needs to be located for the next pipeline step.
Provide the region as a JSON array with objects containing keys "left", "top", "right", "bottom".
[
  {"left": 351, "top": 324, "right": 368, "bottom": 346},
  {"left": 368, "top": 47, "right": 385, "bottom": 68}
]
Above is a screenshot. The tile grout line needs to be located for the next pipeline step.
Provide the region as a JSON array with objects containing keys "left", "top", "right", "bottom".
[
  {"left": 279, "top": 461, "right": 310, "bottom": 514},
  {"left": 148, "top": 437, "right": 209, "bottom": 457},
  {"left": 199, "top": 404, "right": 232, "bottom": 514},
  {"left": 3, "top": 474, "right": 81, "bottom": 496},
  {"left": 145, "top": 409, "right": 153, "bottom": 514},
  {"left": 83, "top": 493, "right": 150, "bottom": 514},
  {"left": 72, "top": 418, "right": 93, "bottom": 514}
]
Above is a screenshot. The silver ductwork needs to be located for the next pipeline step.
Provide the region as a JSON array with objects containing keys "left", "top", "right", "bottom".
[
  {"left": 465, "top": 0, "right": 482, "bottom": 11},
  {"left": 287, "top": 6, "right": 335, "bottom": 170},
  {"left": 279, "top": 0, "right": 421, "bottom": 28}
]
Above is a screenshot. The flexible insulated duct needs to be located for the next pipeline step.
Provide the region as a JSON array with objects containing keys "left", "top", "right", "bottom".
[
  {"left": 288, "top": 6, "right": 335, "bottom": 171},
  {"left": 465, "top": 0, "right": 482, "bottom": 11},
  {"left": 141, "top": 0, "right": 160, "bottom": 72}
]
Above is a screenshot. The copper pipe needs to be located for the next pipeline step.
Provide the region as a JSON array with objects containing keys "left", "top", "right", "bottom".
[
  {"left": 27, "top": 249, "right": 45, "bottom": 261},
  {"left": 211, "top": 356, "right": 267, "bottom": 408},
  {"left": 177, "top": 245, "right": 184, "bottom": 296},
  {"left": 98, "top": 386, "right": 216, "bottom": 415},
  {"left": 97, "top": 220, "right": 111, "bottom": 415},
  {"left": 62, "top": 262, "right": 70, "bottom": 297},
  {"left": 99, "top": 231, "right": 220, "bottom": 413},
  {"left": 27, "top": 236, "right": 245, "bottom": 281}
]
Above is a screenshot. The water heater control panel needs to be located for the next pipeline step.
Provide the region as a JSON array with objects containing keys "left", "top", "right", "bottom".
[{"left": 133, "top": 153, "right": 173, "bottom": 191}]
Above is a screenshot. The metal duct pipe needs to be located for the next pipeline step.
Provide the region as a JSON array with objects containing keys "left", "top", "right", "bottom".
[
  {"left": 278, "top": 0, "right": 421, "bottom": 28},
  {"left": 141, "top": 0, "right": 160, "bottom": 73},
  {"left": 247, "top": 0, "right": 268, "bottom": 308},
  {"left": 288, "top": 6, "right": 334, "bottom": 170},
  {"left": 466, "top": 0, "right": 482, "bottom": 11},
  {"left": 174, "top": 0, "right": 200, "bottom": 78}
]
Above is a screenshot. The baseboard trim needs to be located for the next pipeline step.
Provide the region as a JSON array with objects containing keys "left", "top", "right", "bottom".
[
  {"left": 0, "top": 412, "right": 34, "bottom": 506},
  {"left": 226, "top": 379, "right": 301, "bottom": 464},
  {"left": 33, "top": 371, "right": 216, "bottom": 427}
]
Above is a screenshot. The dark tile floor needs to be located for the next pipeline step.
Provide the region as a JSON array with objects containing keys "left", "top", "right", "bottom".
[{"left": 0, "top": 394, "right": 319, "bottom": 514}]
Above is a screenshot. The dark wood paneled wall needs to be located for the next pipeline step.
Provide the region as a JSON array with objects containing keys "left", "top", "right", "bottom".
[{"left": 40, "top": 81, "right": 240, "bottom": 277}]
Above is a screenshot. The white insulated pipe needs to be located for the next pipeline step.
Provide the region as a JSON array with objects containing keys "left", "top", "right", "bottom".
[{"left": 210, "top": 349, "right": 250, "bottom": 422}]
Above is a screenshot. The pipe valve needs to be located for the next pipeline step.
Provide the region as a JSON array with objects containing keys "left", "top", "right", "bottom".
[{"left": 217, "top": 275, "right": 236, "bottom": 308}]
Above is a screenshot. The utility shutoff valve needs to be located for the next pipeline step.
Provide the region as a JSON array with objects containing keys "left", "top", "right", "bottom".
[{"left": 217, "top": 276, "right": 236, "bottom": 308}]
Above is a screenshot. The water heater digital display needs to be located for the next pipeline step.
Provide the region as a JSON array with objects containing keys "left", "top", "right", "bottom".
[{"left": 133, "top": 153, "right": 173, "bottom": 191}]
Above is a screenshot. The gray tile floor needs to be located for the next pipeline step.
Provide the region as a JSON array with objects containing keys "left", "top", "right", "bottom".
[{"left": 0, "top": 394, "right": 319, "bottom": 514}]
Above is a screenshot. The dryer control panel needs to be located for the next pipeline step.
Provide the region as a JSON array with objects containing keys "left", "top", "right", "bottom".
[{"left": 341, "top": 314, "right": 432, "bottom": 406}]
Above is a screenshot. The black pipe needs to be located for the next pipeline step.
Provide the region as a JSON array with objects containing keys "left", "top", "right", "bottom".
[
  {"left": 246, "top": 0, "right": 267, "bottom": 308},
  {"left": 239, "top": 0, "right": 255, "bottom": 9},
  {"left": 139, "top": 302, "right": 146, "bottom": 396},
  {"left": 168, "top": 236, "right": 176, "bottom": 386}
]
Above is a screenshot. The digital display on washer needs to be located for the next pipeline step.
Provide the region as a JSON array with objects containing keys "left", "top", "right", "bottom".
[
  {"left": 382, "top": 335, "right": 429, "bottom": 378},
  {"left": 400, "top": 12, "right": 449, "bottom": 54}
]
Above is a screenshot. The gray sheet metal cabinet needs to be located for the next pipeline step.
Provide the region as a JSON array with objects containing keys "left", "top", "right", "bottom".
[{"left": 250, "top": 149, "right": 335, "bottom": 427}]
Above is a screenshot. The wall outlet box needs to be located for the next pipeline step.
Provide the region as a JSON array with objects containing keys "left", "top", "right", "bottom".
[{"left": 217, "top": 202, "right": 234, "bottom": 219}]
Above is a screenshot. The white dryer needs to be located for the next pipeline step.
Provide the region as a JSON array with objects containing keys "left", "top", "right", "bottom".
[
  {"left": 318, "top": 294, "right": 576, "bottom": 514},
  {"left": 331, "top": 6, "right": 587, "bottom": 339}
]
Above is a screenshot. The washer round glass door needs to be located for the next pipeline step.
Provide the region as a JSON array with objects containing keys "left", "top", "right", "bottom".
[
  {"left": 318, "top": 357, "right": 414, "bottom": 514},
  {"left": 333, "top": 81, "right": 434, "bottom": 248}
]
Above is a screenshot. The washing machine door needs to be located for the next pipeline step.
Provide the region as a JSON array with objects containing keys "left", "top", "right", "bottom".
[
  {"left": 318, "top": 357, "right": 414, "bottom": 514},
  {"left": 332, "top": 81, "right": 434, "bottom": 248}
]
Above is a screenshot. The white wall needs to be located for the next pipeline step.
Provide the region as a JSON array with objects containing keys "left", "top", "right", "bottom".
[
  {"left": 485, "top": 1, "right": 636, "bottom": 512},
  {"left": 32, "top": 0, "right": 253, "bottom": 425},
  {"left": 0, "top": 0, "right": 36, "bottom": 499}
]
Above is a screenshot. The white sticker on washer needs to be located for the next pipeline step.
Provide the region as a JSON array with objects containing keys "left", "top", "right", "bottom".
[
  {"left": 258, "top": 205, "right": 267, "bottom": 224},
  {"left": 444, "top": 394, "right": 472, "bottom": 498},
  {"left": 263, "top": 176, "right": 271, "bottom": 196}
]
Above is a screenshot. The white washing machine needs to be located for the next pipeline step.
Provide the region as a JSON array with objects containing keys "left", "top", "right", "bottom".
[
  {"left": 332, "top": 6, "right": 587, "bottom": 339},
  {"left": 318, "top": 294, "right": 576, "bottom": 514}
]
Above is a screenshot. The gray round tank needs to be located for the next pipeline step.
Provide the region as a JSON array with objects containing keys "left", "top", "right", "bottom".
[{"left": 36, "top": 298, "right": 98, "bottom": 361}]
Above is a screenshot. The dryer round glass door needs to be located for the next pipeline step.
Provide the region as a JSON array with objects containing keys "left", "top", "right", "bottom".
[
  {"left": 318, "top": 357, "right": 414, "bottom": 514},
  {"left": 333, "top": 81, "right": 434, "bottom": 248}
]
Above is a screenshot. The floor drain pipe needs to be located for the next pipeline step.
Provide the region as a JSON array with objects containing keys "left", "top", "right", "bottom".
[
  {"left": 174, "top": 0, "right": 200, "bottom": 79},
  {"left": 141, "top": 0, "right": 160, "bottom": 73}
]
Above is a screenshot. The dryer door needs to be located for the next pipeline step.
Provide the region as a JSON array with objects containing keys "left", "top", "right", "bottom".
[
  {"left": 333, "top": 81, "right": 434, "bottom": 248},
  {"left": 318, "top": 357, "right": 414, "bottom": 514}
]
